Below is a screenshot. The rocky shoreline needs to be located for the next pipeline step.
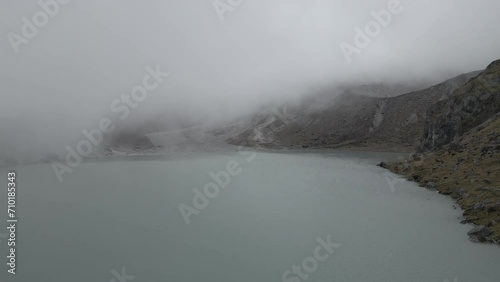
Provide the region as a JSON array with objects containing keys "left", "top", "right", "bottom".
[
  {"left": 378, "top": 113, "right": 500, "bottom": 244},
  {"left": 378, "top": 60, "right": 500, "bottom": 244}
]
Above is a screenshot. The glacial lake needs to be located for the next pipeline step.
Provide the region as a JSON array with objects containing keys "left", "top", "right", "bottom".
[{"left": 1, "top": 151, "right": 500, "bottom": 282}]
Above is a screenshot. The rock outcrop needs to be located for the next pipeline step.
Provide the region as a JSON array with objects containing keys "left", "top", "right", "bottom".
[
  {"left": 467, "top": 226, "right": 493, "bottom": 243},
  {"left": 421, "top": 60, "right": 500, "bottom": 151}
]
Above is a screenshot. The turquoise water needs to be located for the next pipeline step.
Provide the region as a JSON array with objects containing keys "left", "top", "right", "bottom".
[{"left": 0, "top": 151, "right": 499, "bottom": 282}]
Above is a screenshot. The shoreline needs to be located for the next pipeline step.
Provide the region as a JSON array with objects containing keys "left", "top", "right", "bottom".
[{"left": 6, "top": 142, "right": 498, "bottom": 246}]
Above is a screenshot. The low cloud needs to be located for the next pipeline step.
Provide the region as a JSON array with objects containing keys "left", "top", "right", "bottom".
[{"left": 1, "top": 0, "right": 499, "bottom": 161}]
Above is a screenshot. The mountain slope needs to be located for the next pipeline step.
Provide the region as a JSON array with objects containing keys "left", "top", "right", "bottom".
[
  {"left": 421, "top": 60, "right": 500, "bottom": 151},
  {"left": 226, "top": 71, "right": 481, "bottom": 150}
]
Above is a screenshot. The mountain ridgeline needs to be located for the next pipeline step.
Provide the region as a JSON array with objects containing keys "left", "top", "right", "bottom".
[{"left": 226, "top": 70, "right": 482, "bottom": 151}]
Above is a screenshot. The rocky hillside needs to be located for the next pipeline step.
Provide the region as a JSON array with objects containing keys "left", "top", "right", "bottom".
[
  {"left": 382, "top": 59, "right": 500, "bottom": 244},
  {"left": 421, "top": 60, "right": 500, "bottom": 151},
  {"left": 226, "top": 71, "right": 480, "bottom": 151}
]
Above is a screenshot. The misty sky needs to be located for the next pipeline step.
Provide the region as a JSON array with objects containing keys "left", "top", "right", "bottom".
[{"left": 1, "top": 0, "right": 499, "bottom": 159}]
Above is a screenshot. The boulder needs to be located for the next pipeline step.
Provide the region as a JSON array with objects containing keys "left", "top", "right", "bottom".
[
  {"left": 467, "top": 226, "right": 491, "bottom": 243},
  {"left": 425, "top": 182, "right": 437, "bottom": 190},
  {"left": 377, "top": 162, "right": 388, "bottom": 168}
]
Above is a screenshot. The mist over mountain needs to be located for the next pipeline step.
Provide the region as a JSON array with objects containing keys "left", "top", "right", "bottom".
[
  {"left": 1, "top": 0, "right": 500, "bottom": 163},
  {"left": 224, "top": 70, "right": 482, "bottom": 150},
  {"left": 3, "top": 2, "right": 500, "bottom": 280}
]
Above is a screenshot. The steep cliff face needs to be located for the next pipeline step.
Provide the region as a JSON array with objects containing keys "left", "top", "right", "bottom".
[{"left": 421, "top": 60, "right": 500, "bottom": 151}]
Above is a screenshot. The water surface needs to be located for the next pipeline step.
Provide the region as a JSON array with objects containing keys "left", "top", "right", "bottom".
[{"left": 1, "top": 151, "right": 499, "bottom": 282}]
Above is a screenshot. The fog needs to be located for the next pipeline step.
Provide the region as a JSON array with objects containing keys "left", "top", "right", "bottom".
[{"left": 1, "top": 0, "right": 499, "bottom": 162}]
